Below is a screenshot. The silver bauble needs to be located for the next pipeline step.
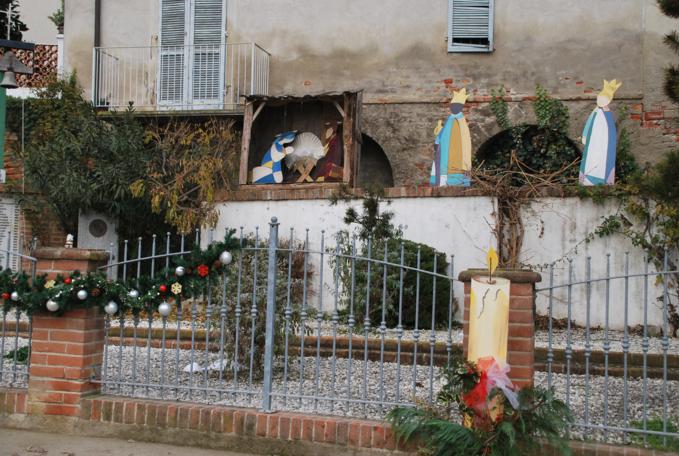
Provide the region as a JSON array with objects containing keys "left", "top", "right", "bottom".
[
  {"left": 77, "top": 289, "right": 88, "bottom": 301},
  {"left": 175, "top": 266, "right": 185, "bottom": 277},
  {"left": 219, "top": 251, "right": 233, "bottom": 265},
  {"left": 104, "top": 301, "right": 118, "bottom": 315},
  {"left": 158, "top": 301, "right": 172, "bottom": 317},
  {"left": 46, "top": 299, "right": 59, "bottom": 312},
  {"left": 128, "top": 289, "right": 140, "bottom": 299},
  {"left": 10, "top": 291, "right": 19, "bottom": 302}
]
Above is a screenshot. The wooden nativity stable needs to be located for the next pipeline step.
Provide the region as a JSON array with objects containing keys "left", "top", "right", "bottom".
[{"left": 238, "top": 91, "right": 362, "bottom": 188}]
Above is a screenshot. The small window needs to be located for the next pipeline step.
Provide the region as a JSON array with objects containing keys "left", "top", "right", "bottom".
[{"left": 447, "top": 0, "right": 494, "bottom": 53}]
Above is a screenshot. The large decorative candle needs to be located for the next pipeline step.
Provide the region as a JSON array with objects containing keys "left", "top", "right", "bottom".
[{"left": 467, "top": 276, "right": 510, "bottom": 365}]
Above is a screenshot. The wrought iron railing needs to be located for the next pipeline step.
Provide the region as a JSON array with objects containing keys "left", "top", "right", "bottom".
[
  {"left": 96, "top": 219, "right": 460, "bottom": 419},
  {"left": 0, "top": 236, "right": 37, "bottom": 389},
  {"left": 92, "top": 42, "right": 270, "bottom": 112},
  {"left": 536, "top": 253, "right": 679, "bottom": 446}
]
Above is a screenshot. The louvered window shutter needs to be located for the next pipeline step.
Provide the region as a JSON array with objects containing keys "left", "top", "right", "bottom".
[
  {"left": 447, "top": 0, "right": 494, "bottom": 52},
  {"left": 159, "top": 0, "right": 187, "bottom": 106},
  {"left": 191, "top": 0, "right": 225, "bottom": 106}
]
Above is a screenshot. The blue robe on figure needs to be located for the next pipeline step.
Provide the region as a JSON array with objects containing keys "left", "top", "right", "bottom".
[
  {"left": 580, "top": 80, "right": 622, "bottom": 186},
  {"left": 579, "top": 108, "right": 616, "bottom": 186}
]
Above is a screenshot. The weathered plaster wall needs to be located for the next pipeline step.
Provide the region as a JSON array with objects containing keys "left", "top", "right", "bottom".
[
  {"left": 64, "top": 0, "right": 678, "bottom": 181},
  {"left": 212, "top": 196, "right": 664, "bottom": 330},
  {"left": 20, "top": 0, "right": 61, "bottom": 44}
]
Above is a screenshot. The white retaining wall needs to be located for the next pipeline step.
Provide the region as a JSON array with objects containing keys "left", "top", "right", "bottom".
[{"left": 211, "top": 196, "right": 666, "bottom": 330}]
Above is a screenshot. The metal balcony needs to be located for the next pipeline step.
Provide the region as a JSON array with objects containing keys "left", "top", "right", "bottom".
[{"left": 92, "top": 43, "right": 270, "bottom": 113}]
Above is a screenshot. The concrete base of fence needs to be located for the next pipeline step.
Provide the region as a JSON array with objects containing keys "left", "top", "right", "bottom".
[{"left": 459, "top": 269, "right": 541, "bottom": 388}]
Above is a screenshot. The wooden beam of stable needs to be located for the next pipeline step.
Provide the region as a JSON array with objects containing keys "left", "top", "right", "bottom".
[
  {"left": 252, "top": 101, "right": 266, "bottom": 122},
  {"left": 332, "top": 100, "right": 345, "bottom": 118},
  {"left": 239, "top": 102, "right": 255, "bottom": 185}
]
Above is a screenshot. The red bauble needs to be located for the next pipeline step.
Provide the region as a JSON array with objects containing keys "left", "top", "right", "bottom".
[
  {"left": 159, "top": 284, "right": 168, "bottom": 293},
  {"left": 1, "top": 292, "right": 9, "bottom": 300},
  {"left": 64, "top": 277, "right": 72, "bottom": 285},
  {"left": 197, "top": 264, "right": 210, "bottom": 278}
]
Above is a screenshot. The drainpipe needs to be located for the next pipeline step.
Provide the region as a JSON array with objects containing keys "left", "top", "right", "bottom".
[
  {"left": 94, "top": 0, "right": 100, "bottom": 48},
  {"left": 92, "top": 0, "right": 100, "bottom": 104}
]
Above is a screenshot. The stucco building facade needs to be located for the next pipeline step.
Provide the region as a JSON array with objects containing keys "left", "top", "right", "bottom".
[{"left": 64, "top": 0, "right": 677, "bottom": 186}]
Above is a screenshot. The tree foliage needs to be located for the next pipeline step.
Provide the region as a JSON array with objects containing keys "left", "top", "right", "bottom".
[
  {"left": 18, "top": 75, "right": 240, "bottom": 241},
  {"left": 594, "top": 151, "right": 679, "bottom": 334},
  {"left": 0, "top": 0, "right": 27, "bottom": 41},
  {"left": 331, "top": 186, "right": 454, "bottom": 329},
  {"left": 130, "top": 118, "right": 240, "bottom": 234},
  {"left": 477, "top": 86, "right": 580, "bottom": 182},
  {"left": 19, "top": 75, "right": 152, "bottom": 239},
  {"left": 659, "top": 0, "right": 679, "bottom": 103}
]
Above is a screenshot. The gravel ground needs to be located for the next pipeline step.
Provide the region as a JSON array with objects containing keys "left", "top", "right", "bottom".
[
  {"left": 0, "top": 334, "right": 29, "bottom": 388},
  {"left": 98, "top": 342, "right": 679, "bottom": 439},
  {"left": 4, "top": 308, "right": 679, "bottom": 354},
  {"left": 2, "top": 331, "right": 678, "bottom": 445},
  {"left": 108, "top": 318, "right": 679, "bottom": 355}
]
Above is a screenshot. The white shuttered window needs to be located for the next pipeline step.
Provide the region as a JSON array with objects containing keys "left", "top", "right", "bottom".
[
  {"left": 158, "top": 0, "right": 226, "bottom": 108},
  {"left": 447, "top": 0, "right": 494, "bottom": 53}
]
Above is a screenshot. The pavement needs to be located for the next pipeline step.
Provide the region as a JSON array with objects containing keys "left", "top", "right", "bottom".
[{"left": 0, "top": 428, "right": 252, "bottom": 456}]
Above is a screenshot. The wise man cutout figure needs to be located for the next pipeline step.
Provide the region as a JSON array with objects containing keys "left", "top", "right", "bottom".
[
  {"left": 580, "top": 79, "right": 622, "bottom": 186},
  {"left": 431, "top": 88, "right": 472, "bottom": 187}
]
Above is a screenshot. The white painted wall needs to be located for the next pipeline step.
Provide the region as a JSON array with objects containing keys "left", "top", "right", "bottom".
[
  {"left": 19, "top": 0, "right": 60, "bottom": 44},
  {"left": 211, "top": 196, "right": 666, "bottom": 330},
  {"left": 212, "top": 197, "right": 496, "bottom": 320}
]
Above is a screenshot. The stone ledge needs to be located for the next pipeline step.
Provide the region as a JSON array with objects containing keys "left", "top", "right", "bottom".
[
  {"left": 458, "top": 269, "right": 542, "bottom": 284},
  {"left": 33, "top": 248, "right": 109, "bottom": 262}
]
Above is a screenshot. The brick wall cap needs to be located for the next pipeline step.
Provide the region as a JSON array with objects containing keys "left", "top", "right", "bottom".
[
  {"left": 458, "top": 269, "right": 541, "bottom": 284},
  {"left": 33, "top": 247, "right": 109, "bottom": 262}
]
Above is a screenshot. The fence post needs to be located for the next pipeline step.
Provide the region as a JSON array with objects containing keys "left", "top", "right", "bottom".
[
  {"left": 458, "top": 269, "right": 541, "bottom": 389},
  {"left": 261, "top": 216, "right": 279, "bottom": 412}
]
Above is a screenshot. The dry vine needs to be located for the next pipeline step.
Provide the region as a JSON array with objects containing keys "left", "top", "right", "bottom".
[{"left": 471, "top": 154, "right": 580, "bottom": 267}]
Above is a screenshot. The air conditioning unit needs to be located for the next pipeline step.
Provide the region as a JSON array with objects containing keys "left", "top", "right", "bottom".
[{"left": 77, "top": 212, "right": 118, "bottom": 277}]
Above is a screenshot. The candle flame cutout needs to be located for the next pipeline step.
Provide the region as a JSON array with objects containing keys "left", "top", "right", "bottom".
[{"left": 486, "top": 246, "right": 499, "bottom": 282}]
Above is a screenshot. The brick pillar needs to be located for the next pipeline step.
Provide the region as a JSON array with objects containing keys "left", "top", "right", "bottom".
[
  {"left": 27, "top": 248, "right": 108, "bottom": 417},
  {"left": 34, "top": 247, "right": 109, "bottom": 279},
  {"left": 458, "top": 269, "right": 541, "bottom": 389}
]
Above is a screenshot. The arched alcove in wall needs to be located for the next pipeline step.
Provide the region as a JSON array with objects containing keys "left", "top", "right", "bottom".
[{"left": 358, "top": 134, "right": 394, "bottom": 187}]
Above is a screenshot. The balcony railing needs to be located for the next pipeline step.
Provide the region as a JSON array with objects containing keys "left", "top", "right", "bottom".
[{"left": 92, "top": 43, "right": 270, "bottom": 112}]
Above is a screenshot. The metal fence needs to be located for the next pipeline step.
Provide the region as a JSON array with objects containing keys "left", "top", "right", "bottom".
[
  {"left": 0, "top": 236, "right": 37, "bottom": 389},
  {"left": 536, "top": 252, "right": 679, "bottom": 446},
  {"left": 92, "top": 42, "right": 270, "bottom": 112},
  {"left": 97, "top": 218, "right": 459, "bottom": 419}
]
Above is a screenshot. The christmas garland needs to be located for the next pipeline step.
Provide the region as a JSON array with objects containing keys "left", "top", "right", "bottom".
[{"left": 0, "top": 229, "right": 241, "bottom": 317}]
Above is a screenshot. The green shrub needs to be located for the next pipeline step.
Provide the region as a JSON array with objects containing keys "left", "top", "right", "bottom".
[
  {"left": 631, "top": 418, "right": 679, "bottom": 451},
  {"left": 331, "top": 186, "right": 457, "bottom": 329}
]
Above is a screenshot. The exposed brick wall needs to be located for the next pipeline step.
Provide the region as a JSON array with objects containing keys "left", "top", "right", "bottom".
[
  {"left": 0, "top": 134, "right": 68, "bottom": 249},
  {"left": 0, "top": 45, "right": 59, "bottom": 89},
  {"left": 459, "top": 269, "right": 540, "bottom": 389},
  {"left": 79, "top": 396, "right": 405, "bottom": 452},
  {"left": 0, "top": 388, "right": 27, "bottom": 415}
]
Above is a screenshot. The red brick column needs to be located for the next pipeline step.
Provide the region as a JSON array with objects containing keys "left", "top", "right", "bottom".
[
  {"left": 458, "top": 269, "right": 541, "bottom": 388},
  {"left": 34, "top": 247, "right": 109, "bottom": 279},
  {"left": 26, "top": 248, "right": 108, "bottom": 417}
]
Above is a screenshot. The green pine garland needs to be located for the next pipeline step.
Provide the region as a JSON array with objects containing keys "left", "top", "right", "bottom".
[
  {"left": 0, "top": 230, "right": 241, "bottom": 316},
  {"left": 386, "top": 353, "right": 574, "bottom": 456}
]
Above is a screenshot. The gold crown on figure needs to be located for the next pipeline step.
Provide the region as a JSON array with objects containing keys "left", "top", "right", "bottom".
[
  {"left": 599, "top": 79, "right": 622, "bottom": 100},
  {"left": 450, "top": 88, "right": 469, "bottom": 104}
]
